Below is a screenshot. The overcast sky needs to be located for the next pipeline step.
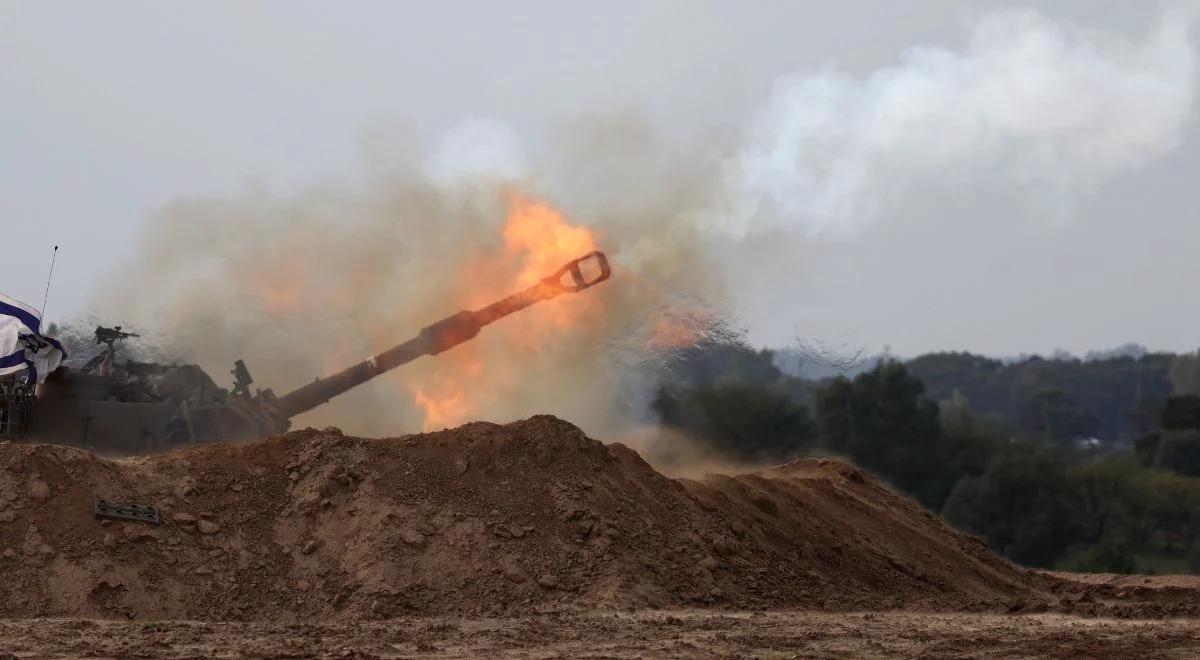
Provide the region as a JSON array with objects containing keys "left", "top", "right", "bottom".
[{"left": 3, "top": 1, "right": 1197, "bottom": 357}]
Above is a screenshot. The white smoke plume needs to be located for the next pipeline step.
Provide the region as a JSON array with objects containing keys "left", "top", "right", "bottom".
[
  {"left": 422, "top": 117, "right": 529, "bottom": 187},
  {"left": 718, "top": 4, "right": 1199, "bottom": 238}
]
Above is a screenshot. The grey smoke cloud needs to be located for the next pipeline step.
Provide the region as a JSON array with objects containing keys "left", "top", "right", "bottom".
[
  {"left": 720, "top": 4, "right": 1198, "bottom": 238},
  {"left": 423, "top": 118, "right": 530, "bottom": 187},
  {"left": 82, "top": 3, "right": 1200, "bottom": 440}
]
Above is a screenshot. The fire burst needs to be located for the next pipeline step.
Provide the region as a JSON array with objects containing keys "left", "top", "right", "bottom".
[{"left": 407, "top": 192, "right": 601, "bottom": 431}]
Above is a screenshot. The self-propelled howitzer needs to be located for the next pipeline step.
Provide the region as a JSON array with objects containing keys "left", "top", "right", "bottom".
[
  {"left": 9, "top": 251, "right": 610, "bottom": 454},
  {"left": 266, "top": 250, "right": 611, "bottom": 420}
]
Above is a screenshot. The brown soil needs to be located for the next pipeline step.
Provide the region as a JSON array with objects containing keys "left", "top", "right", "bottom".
[
  {"left": 3, "top": 611, "right": 1200, "bottom": 659},
  {"left": 0, "top": 415, "right": 1197, "bottom": 624}
]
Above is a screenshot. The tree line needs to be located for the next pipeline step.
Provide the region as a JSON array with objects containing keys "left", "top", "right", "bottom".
[{"left": 653, "top": 341, "right": 1200, "bottom": 573}]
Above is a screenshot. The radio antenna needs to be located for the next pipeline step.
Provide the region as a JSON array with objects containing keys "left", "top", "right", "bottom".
[{"left": 40, "top": 245, "right": 59, "bottom": 319}]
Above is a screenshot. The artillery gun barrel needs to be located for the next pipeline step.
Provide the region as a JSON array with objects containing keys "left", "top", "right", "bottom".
[{"left": 268, "top": 250, "right": 611, "bottom": 421}]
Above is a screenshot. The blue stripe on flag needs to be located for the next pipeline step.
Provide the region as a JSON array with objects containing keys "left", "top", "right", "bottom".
[
  {"left": 0, "top": 351, "right": 26, "bottom": 369},
  {"left": 0, "top": 299, "right": 40, "bottom": 334}
]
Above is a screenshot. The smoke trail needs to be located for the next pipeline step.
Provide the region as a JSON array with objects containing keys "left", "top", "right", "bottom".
[{"left": 717, "top": 4, "right": 1198, "bottom": 238}]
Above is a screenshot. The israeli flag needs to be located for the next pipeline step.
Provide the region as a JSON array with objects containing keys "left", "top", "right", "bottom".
[{"left": 0, "top": 293, "right": 66, "bottom": 385}]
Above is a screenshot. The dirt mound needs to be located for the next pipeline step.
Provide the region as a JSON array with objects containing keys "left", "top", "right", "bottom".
[{"left": 0, "top": 415, "right": 1182, "bottom": 621}]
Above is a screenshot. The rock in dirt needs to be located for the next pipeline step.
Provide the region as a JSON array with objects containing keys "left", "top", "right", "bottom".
[
  {"left": 172, "top": 513, "right": 197, "bottom": 525},
  {"left": 174, "top": 478, "right": 197, "bottom": 498},
  {"left": 503, "top": 565, "right": 527, "bottom": 584},
  {"left": 123, "top": 526, "right": 160, "bottom": 543},
  {"left": 27, "top": 480, "right": 50, "bottom": 502},
  {"left": 400, "top": 528, "right": 426, "bottom": 546},
  {"left": 196, "top": 520, "right": 221, "bottom": 535}
]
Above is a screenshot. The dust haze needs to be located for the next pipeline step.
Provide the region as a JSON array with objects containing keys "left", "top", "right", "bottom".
[
  {"left": 88, "top": 5, "right": 1198, "bottom": 441},
  {"left": 92, "top": 115, "right": 726, "bottom": 438}
]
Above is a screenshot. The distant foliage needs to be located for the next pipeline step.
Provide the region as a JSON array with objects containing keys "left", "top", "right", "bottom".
[
  {"left": 1142, "top": 396, "right": 1200, "bottom": 476},
  {"left": 655, "top": 381, "right": 817, "bottom": 462},
  {"left": 1154, "top": 430, "right": 1200, "bottom": 477},
  {"left": 1019, "top": 388, "right": 1099, "bottom": 443},
  {"left": 654, "top": 340, "right": 819, "bottom": 463},
  {"left": 1161, "top": 395, "right": 1200, "bottom": 431},
  {"left": 1063, "top": 542, "right": 1137, "bottom": 574},
  {"left": 1169, "top": 353, "right": 1200, "bottom": 396},
  {"left": 815, "top": 362, "right": 946, "bottom": 507},
  {"left": 937, "top": 391, "right": 1005, "bottom": 481},
  {"left": 942, "top": 444, "right": 1074, "bottom": 567},
  {"left": 906, "top": 351, "right": 1173, "bottom": 444},
  {"left": 653, "top": 339, "right": 1200, "bottom": 572}
]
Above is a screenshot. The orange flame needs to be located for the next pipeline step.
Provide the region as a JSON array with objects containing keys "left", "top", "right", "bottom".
[
  {"left": 407, "top": 192, "right": 601, "bottom": 430},
  {"left": 503, "top": 193, "right": 598, "bottom": 288},
  {"left": 407, "top": 342, "right": 485, "bottom": 431},
  {"left": 408, "top": 385, "right": 468, "bottom": 431},
  {"left": 239, "top": 235, "right": 312, "bottom": 316},
  {"left": 644, "top": 308, "right": 715, "bottom": 352},
  {"left": 244, "top": 262, "right": 304, "bottom": 315}
]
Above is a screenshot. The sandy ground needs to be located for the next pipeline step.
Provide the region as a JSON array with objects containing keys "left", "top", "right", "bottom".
[
  {"left": 1044, "top": 572, "right": 1200, "bottom": 590},
  {"left": 0, "top": 422, "right": 1059, "bottom": 621},
  {"left": 1, "top": 610, "right": 1199, "bottom": 659},
  {"left": 5, "top": 424, "right": 1200, "bottom": 658}
]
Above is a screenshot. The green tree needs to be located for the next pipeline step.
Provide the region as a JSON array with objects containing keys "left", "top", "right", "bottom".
[
  {"left": 1122, "top": 468, "right": 1200, "bottom": 551},
  {"left": 655, "top": 382, "right": 817, "bottom": 462},
  {"left": 907, "top": 350, "right": 1175, "bottom": 445},
  {"left": 1019, "top": 388, "right": 1099, "bottom": 443},
  {"left": 816, "top": 361, "right": 945, "bottom": 507},
  {"left": 938, "top": 390, "right": 1004, "bottom": 478},
  {"left": 942, "top": 443, "right": 1075, "bottom": 567},
  {"left": 1162, "top": 395, "right": 1200, "bottom": 431},
  {"left": 1064, "top": 542, "right": 1136, "bottom": 574},
  {"left": 1154, "top": 429, "right": 1200, "bottom": 477},
  {"left": 1065, "top": 457, "right": 1140, "bottom": 545},
  {"left": 1134, "top": 431, "right": 1161, "bottom": 467},
  {"left": 1169, "top": 352, "right": 1200, "bottom": 396}
]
